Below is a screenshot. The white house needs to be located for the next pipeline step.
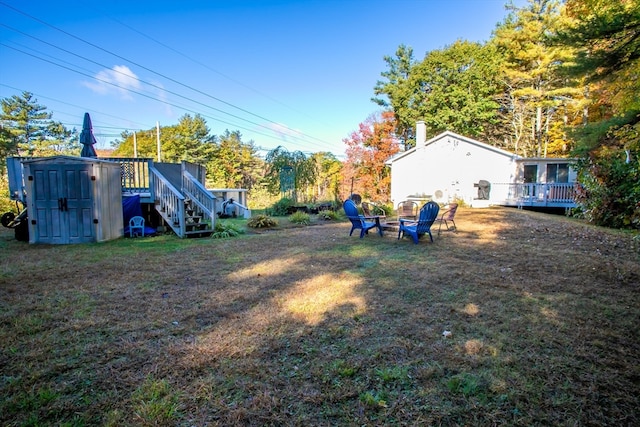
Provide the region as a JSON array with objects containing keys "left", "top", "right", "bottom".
[{"left": 385, "top": 122, "right": 577, "bottom": 208}]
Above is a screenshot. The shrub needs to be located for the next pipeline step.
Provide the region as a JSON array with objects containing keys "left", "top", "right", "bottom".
[
  {"left": 289, "top": 211, "right": 311, "bottom": 225},
  {"left": 317, "top": 210, "right": 339, "bottom": 220},
  {"left": 247, "top": 214, "right": 278, "bottom": 228},
  {"left": 375, "top": 203, "right": 393, "bottom": 216},
  {"left": 450, "top": 197, "right": 467, "bottom": 208},
  {"left": 0, "top": 178, "right": 18, "bottom": 214},
  {"left": 246, "top": 186, "right": 280, "bottom": 210},
  {"left": 576, "top": 155, "right": 640, "bottom": 229},
  {"left": 211, "top": 221, "right": 245, "bottom": 239},
  {"left": 268, "top": 198, "right": 294, "bottom": 216}
]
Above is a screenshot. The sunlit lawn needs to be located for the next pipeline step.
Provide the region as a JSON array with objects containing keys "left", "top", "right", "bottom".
[{"left": 0, "top": 207, "right": 638, "bottom": 426}]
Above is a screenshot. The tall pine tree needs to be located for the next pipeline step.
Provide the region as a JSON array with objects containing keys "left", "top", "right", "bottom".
[{"left": 492, "top": 0, "right": 580, "bottom": 157}]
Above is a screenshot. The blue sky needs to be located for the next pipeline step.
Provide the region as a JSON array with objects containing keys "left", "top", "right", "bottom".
[{"left": 0, "top": 0, "right": 521, "bottom": 157}]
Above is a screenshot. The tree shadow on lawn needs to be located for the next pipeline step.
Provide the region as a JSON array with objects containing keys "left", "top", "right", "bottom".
[{"left": 0, "top": 207, "right": 638, "bottom": 426}]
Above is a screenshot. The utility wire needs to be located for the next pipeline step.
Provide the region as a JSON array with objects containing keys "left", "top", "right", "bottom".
[
  {"left": 1, "top": 34, "right": 337, "bottom": 154},
  {"left": 0, "top": 82, "right": 335, "bottom": 159},
  {"left": 104, "top": 12, "right": 333, "bottom": 128},
  {"left": 6, "top": 92, "right": 154, "bottom": 130},
  {"left": 0, "top": 31, "right": 301, "bottom": 141},
  {"left": 0, "top": 46, "right": 294, "bottom": 145},
  {"left": 0, "top": 1, "right": 337, "bottom": 151}
]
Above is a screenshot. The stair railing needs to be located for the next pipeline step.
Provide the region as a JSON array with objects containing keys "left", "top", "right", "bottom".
[
  {"left": 182, "top": 170, "right": 217, "bottom": 229},
  {"left": 150, "top": 165, "right": 186, "bottom": 237}
]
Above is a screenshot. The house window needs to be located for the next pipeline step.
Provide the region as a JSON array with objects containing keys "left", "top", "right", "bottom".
[
  {"left": 523, "top": 165, "right": 537, "bottom": 183},
  {"left": 547, "top": 163, "right": 569, "bottom": 183}
]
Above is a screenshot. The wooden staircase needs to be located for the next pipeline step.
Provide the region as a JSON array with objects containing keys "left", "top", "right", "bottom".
[
  {"left": 151, "top": 162, "right": 217, "bottom": 238},
  {"left": 183, "top": 198, "right": 213, "bottom": 237}
]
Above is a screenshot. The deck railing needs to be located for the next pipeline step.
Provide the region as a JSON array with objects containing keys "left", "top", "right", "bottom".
[
  {"left": 102, "top": 157, "right": 152, "bottom": 193},
  {"left": 497, "top": 182, "right": 577, "bottom": 207},
  {"left": 182, "top": 161, "right": 206, "bottom": 184}
]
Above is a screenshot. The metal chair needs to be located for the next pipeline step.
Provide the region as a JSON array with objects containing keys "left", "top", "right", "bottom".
[
  {"left": 436, "top": 203, "right": 459, "bottom": 235},
  {"left": 361, "top": 202, "right": 386, "bottom": 222},
  {"left": 129, "top": 216, "right": 145, "bottom": 237},
  {"left": 397, "top": 200, "right": 419, "bottom": 220}
]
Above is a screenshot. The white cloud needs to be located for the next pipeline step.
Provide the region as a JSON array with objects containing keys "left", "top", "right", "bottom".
[{"left": 82, "top": 65, "right": 141, "bottom": 100}]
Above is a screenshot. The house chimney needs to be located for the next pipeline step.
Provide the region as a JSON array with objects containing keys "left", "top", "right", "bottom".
[{"left": 416, "top": 121, "right": 426, "bottom": 146}]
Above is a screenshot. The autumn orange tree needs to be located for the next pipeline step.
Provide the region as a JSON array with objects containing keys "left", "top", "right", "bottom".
[{"left": 342, "top": 111, "right": 400, "bottom": 203}]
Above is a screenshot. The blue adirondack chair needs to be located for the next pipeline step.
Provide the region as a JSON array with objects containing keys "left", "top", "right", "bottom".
[
  {"left": 343, "top": 199, "right": 383, "bottom": 238},
  {"left": 398, "top": 201, "right": 440, "bottom": 244}
]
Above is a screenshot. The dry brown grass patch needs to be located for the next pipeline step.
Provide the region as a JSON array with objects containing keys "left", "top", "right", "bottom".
[{"left": 0, "top": 207, "right": 638, "bottom": 426}]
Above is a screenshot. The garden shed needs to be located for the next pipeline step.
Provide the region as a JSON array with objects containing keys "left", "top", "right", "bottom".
[{"left": 22, "top": 156, "right": 123, "bottom": 244}]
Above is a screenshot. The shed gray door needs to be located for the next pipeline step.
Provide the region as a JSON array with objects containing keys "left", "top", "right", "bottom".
[{"left": 30, "top": 164, "right": 95, "bottom": 244}]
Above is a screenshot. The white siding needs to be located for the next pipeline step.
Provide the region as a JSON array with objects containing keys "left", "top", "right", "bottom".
[{"left": 390, "top": 133, "right": 517, "bottom": 206}]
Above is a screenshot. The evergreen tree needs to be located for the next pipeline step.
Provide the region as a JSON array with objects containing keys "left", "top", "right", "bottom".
[
  {"left": 556, "top": 0, "right": 640, "bottom": 116},
  {"left": 161, "top": 114, "right": 215, "bottom": 163},
  {"left": 0, "top": 91, "right": 76, "bottom": 158},
  {"left": 207, "top": 130, "right": 262, "bottom": 190},
  {"left": 373, "top": 44, "right": 418, "bottom": 149},
  {"left": 554, "top": 0, "right": 640, "bottom": 228},
  {"left": 492, "top": 0, "right": 580, "bottom": 157}
]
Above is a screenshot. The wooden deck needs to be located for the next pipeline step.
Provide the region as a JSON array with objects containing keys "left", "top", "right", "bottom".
[
  {"left": 492, "top": 183, "right": 577, "bottom": 209},
  {"left": 99, "top": 158, "right": 218, "bottom": 237}
]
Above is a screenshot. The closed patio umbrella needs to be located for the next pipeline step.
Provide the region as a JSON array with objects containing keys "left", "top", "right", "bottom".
[{"left": 80, "top": 112, "right": 98, "bottom": 158}]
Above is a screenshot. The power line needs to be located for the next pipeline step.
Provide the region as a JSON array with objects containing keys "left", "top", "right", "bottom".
[
  {"left": 2, "top": 43, "right": 337, "bottom": 153},
  {"left": 0, "top": 83, "right": 155, "bottom": 130},
  {"left": 1, "top": 37, "right": 337, "bottom": 155},
  {"left": 0, "top": 45, "right": 298, "bottom": 144},
  {"left": 0, "top": 1, "right": 339, "bottom": 152},
  {"left": 0, "top": 32, "right": 295, "bottom": 139},
  {"left": 103, "top": 12, "right": 332, "bottom": 128}
]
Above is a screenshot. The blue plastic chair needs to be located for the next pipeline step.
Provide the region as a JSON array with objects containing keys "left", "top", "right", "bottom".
[
  {"left": 398, "top": 201, "right": 440, "bottom": 244},
  {"left": 343, "top": 199, "right": 383, "bottom": 238},
  {"left": 129, "top": 216, "right": 145, "bottom": 237}
]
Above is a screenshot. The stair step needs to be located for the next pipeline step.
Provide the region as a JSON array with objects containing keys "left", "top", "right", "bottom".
[
  {"left": 185, "top": 228, "right": 213, "bottom": 234},
  {"left": 185, "top": 231, "right": 213, "bottom": 238},
  {"left": 186, "top": 223, "right": 211, "bottom": 232}
]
